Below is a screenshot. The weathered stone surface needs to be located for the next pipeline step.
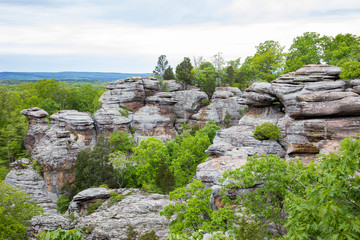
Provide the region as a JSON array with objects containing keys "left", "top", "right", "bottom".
[
  {"left": 271, "top": 65, "right": 345, "bottom": 115},
  {"left": 27, "top": 109, "right": 96, "bottom": 198},
  {"left": 172, "top": 89, "right": 208, "bottom": 128},
  {"left": 164, "top": 80, "right": 183, "bottom": 92},
  {"left": 21, "top": 107, "right": 49, "bottom": 152},
  {"left": 29, "top": 215, "right": 73, "bottom": 239},
  {"left": 242, "top": 82, "right": 277, "bottom": 107},
  {"left": 291, "top": 92, "right": 360, "bottom": 118},
  {"left": 5, "top": 158, "right": 57, "bottom": 214},
  {"left": 190, "top": 87, "right": 246, "bottom": 128},
  {"left": 194, "top": 156, "right": 247, "bottom": 187},
  {"left": 76, "top": 189, "right": 172, "bottom": 240},
  {"left": 133, "top": 92, "right": 177, "bottom": 141},
  {"left": 285, "top": 116, "right": 360, "bottom": 157},
  {"left": 206, "top": 106, "right": 286, "bottom": 161}
]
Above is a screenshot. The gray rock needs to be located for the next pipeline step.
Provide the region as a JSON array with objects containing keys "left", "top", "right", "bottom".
[
  {"left": 5, "top": 158, "right": 57, "bottom": 214},
  {"left": 164, "top": 80, "right": 183, "bottom": 92}
]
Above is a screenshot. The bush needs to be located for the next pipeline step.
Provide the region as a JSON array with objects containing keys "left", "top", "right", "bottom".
[
  {"left": 107, "top": 191, "right": 124, "bottom": 207},
  {"left": 340, "top": 61, "right": 360, "bottom": 79},
  {"left": 86, "top": 199, "right": 104, "bottom": 216},
  {"left": 37, "top": 228, "right": 82, "bottom": 240},
  {"left": 253, "top": 122, "right": 281, "bottom": 141},
  {"left": 56, "top": 195, "right": 70, "bottom": 214}
]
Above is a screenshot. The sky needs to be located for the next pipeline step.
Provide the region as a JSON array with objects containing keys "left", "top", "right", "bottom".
[{"left": 0, "top": 0, "right": 360, "bottom": 73}]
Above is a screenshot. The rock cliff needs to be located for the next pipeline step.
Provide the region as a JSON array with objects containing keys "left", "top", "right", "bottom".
[{"left": 7, "top": 65, "right": 360, "bottom": 239}]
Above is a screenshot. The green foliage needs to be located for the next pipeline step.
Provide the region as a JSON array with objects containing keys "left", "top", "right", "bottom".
[
  {"left": 253, "top": 122, "right": 281, "bottom": 141},
  {"left": 153, "top": 55, "right": 169, "bottom": 80},
  {"left": 138, "top": 230, "right": 159, "bottom": 240},
  {"left": 195, "top": 62, "right": 217, "bottom": 99},
  {"left": 322, "top": 33, "right": 360, "bottom": 66},
  {"left": 56, "top": 195, "right": 70, "bottom": 214},
  {"left": 161, "top": 180, "right": 237, "bottom": 238},
  {"left": 201, "top": 99, "right": 210, "bottom": 106},
  {"left": 31, "top": 159, "right": 44, "bottom": 177},
  {"left": 0, "top": 180, "right": 43, "bottom": 240},
  {"left": 37, "top": 228, "right": 83, "bottom": 240},
  {"left": 340, "top": 61, "right": 360, "bottom": 79},
  {"left": 163, "top": 66, "right": 175, "bottom": 80},
  {"left": 176, "top": 57, "right": 195, "bottom": 89},
  {"left": 232, "top": 216, "right": 265, "bottom": 240},
  {"left": 107, "top": 191, "right": 124, "bottom": 207},
  {"left": 73, "top": 135, "right": 118, "bottom": 195},
  {"left": 220, "top": 154, "right": 306, "bottom": 237},
  {"left": 86, "top": 199, "right": 104, "bottom": 216},
  {"left": 109, "top": 130, "right": 135, "bottom": 154},
  {"left": 119, "top": 108, "right": 129, "bottom": 117},
  {"left": 283, "top": 136, "right": 360, "bottom": 239},
  {"left": 284, "top": 32, "right": 323, "bottom": 73},
  {"left": 238, "top": 107, "right": 248, "bottom": 115},
  {"left": 240, "top": 40, "right": 285, "bottom": 83},
  {"left": 222, "top": 112, "right": 232, "bottom": 128},
  {"left": 155, "top": 159, "right": 175, "bottom": 194}
]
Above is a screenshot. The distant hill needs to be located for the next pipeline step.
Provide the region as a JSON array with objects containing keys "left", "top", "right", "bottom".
[{"left": 0, "top": 72, "right": 151, "bottom": 81}]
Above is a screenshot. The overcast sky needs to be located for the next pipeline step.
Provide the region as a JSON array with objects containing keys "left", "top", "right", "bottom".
[{"left": 0, "top": 0, "right": 359, "bottom": 72}]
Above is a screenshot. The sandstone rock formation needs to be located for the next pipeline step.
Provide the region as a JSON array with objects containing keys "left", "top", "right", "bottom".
[
  {"left": 21, "top": 109, "right": 96, "bottom": 198},
  {"left": 29, "top": 189, "right": 172, "bottom": 240},
  {"left": 5, "top": 158, "right": 57, "bottom": 214}
]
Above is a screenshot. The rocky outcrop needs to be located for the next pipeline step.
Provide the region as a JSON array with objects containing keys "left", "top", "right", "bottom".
[
  {"left": 5, "top": 158, "right": 57, "bottom": 214},
  {"left": 21, "top": 109, "right": 96, "bottom": 199},
  {"left": 133, "top": 92, "right": 177, "bottom": 141},
  {"left": 30, "top": 189, "right": 172, "bottom": 240},
  {"left": 190, "top": 87, "right": 247, "bottom": 128}
]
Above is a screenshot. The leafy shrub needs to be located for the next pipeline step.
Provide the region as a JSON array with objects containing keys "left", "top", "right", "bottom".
[
  {"left": 56, "top": 195, "right": 70, "bottom": 214},
  {"left": 223, "top": 112, "right": 233, "bottom": 128},
  {"left": 253, "top": 122, "right": 281, "bottom": 140},
  {"left": 139, "top": 230, "right": 159, "bottom": 240},
  {"left": 86, "top": 199, "right": 104, "bottom": 216},
  {"left": 238, "top": 107, "right": 248, "bottom": 115},
  {"left": 202, "top": 98, "right": 210, "bottom": 106},
  {"left": 37, "top": 228, "right": 82, "bottom": 240},
  {"left": 119, "top": 109, "right": 129, "bottom": 117},
  {"left": 31, "top": 159, "right": 44, "bottom": 177},
  {"left": 340, "top": 61, "right": 360, "bottom": 79},
  {"left": 107, "top": 191, "right": 124, "bottom": 207},
  {"left": 0, "top": 180, "right": 43, "bottom": 240}
]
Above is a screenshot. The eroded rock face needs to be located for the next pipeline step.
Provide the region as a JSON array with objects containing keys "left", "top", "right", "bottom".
[
  {"left": 190, "top": 87, "right": 247, "bottom": 128},
  {"left": 23, "top": 110, "right": 96, "bottom": 198},
  {"left": 5, "top": 158, "right": 57, "bottom": 214},
  {"left": 29, "top": 189, "right": 172, "bottom": 240},
  {"left": 133, "top": 92, "right": 177, "bottom": 141}
]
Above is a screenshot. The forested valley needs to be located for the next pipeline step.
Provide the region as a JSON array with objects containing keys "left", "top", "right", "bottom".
[{"left": 1, "top": 32, "right": 360, "bottom": 240}]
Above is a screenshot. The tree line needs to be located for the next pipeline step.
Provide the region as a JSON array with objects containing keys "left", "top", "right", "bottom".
[{"left": 153, "top": 32, "right": 360, "bottom": 99}]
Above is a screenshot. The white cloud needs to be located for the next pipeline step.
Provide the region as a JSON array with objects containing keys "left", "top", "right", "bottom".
[{"left": 0, "top": 0, "right": 359, "bottom": 71}]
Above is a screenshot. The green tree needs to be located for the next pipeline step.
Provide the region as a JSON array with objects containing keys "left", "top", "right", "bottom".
[
  {"left": 340, "top": 61, "right": 360, "bottom": 79},
  {"left": 161, "top": 180, "right": 237, "bottom": 238},
  {"left": 155, "top": 159, "right": 175, "bottom": 194},
  {"left": 195, "top": 62, "right": 217, "bottom": 99},
  {"left": 153, "top": 55, "right": 169, "bottom": 80},
  {"left": 73, "top": 135, "right": 118, "bottom": 194},
  {"left": 132, "top": 137, "right": 168, "bottom": 190},
  {"left": 0, "top": 180, "right": 43, "bottom": 240},
  {"left": 109, "top": 130, "right": 135, "bottom": 155},
  {"left": 176, "top": 57, "right": 195, "bottom": 89},
  {"left": 212, "top": 52, "right": 226, "bottom": 85},
  {"left": 322, "top": 33, "right": 360, "bottom": 66},
  {"left": 163, "top": 66, "right": 175, "bottom": 80},
  {"left": 240, "top": 40, "right": 285, "bottom": 83},
  {"left": 285, "top": 32, "right": 323, "bottom": 72},
  {"left": 283, "top": 137, "right": 360, "bottom": 239}
]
